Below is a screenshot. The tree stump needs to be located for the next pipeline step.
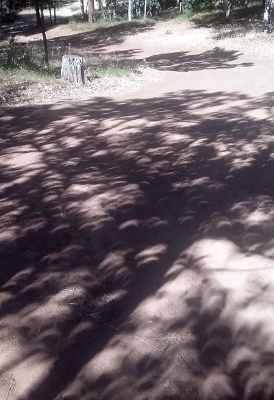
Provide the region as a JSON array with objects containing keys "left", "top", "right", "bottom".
[{"left": 61, "top": 55, "right": 84, "bottom": 85}]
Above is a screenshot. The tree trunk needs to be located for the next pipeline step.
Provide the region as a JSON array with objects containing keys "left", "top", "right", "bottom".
[
  {"left": 88, "top": 0, "right": 95, "bottom": 22},
  {"left": 61, "top": 55, "right": 84, "bottom": 85},
  {"left": 225, "top": 1, "right": 233, "bottom": 18},
  {"left": 264, "top": 0, "right": 274, "bottom": 32},
  {"left": 54, "top": 5, "right": 57, "bottom": 24},
  {"left": 49, "top": 4, "right": 52, "bottom": 24},
  {"left": 35, "top": 1, "right": 42, "bottom": 26},
  {"left": 8, "top": 0, "right": 13, "bottom": 13},
  {"left": 128, "top": 0, "right": 132, "bottom": 20},
  {"left": 144, "top": 0, "right": 147, "bottom": 18},
  {"left": 40, "top": 5, "right": 49, "bottom": 67},
  {"left": 80, "top": 0, "right": 85, "bottom": 17}
]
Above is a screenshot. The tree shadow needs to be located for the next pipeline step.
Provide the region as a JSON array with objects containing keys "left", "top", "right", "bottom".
[
  {"left": 0, "top": 89, "right": 274, "bottom": 399},
  {"left": 144, "top": 47, "right": 253, "bottom": 71},
  {"left": 0, "top": 80, "right": 37, "bottom": 104},
  {"left": 49, "top": 21, "right": 155, "bottom": 51},
  {"left": 0, "top": 13, "right": 57, "bottom": 36}
]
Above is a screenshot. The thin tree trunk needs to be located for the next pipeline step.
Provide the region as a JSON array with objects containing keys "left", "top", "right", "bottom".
[
  {"left": 40, "top": 5, "right": 49, "bottom": 67},
  {"left": 113, "top": 0, "right": 117, "bottom": 19},
  {"left": 80, "top": 0, "right": 85, "bottom": 17},
  {"left": 264, "top": 0, "right": 274, "bottom": 32},
  {"left": 225, "top": 1, "right": 233, "bottom": 18},
  {"left": 144, "top": 0, "right": 147, "bottom": 18},
  {"left": 8, "top": 0, "right": 13, "bottom": 13},
  {"left": 88, "top": 0, "right": 95, "bottom": 22},
  {"left": 49, "top": 4, "right": 52, "bottom": 24},
  {"left": 54, "top": 5, "right": 57, "bottom": 24},
  {"left": 128, "top": 0, "right": 132, "bottom": 20},
  {"left": 35, "top": 1, "right": 42, "bottom": 26}
]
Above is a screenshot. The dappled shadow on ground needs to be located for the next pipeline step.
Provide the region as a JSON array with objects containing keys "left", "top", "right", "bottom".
[
  {"left": 49, "top": 21, "right": 155, "bottom": 51},
  {"left": 0, "top": 13, "right": 60, "bottom": 36},
  {"left": 0, "top": 89, "right": 274, "bottom": 399},
  {"left": 0, "top": 14, "right": 36, "bottom": 36},
  {"left": 144, "top": 47, "right": 253, "bottom": 71}
]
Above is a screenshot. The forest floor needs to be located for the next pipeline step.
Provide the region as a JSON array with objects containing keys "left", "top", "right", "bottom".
[{"left": 1, "top": 8, "right": 274, "bottom": 400}]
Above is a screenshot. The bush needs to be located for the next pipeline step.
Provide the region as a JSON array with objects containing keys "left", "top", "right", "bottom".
[
  {"left": 183, "top": 0, "right": 210, "bottom": 13},
  {"left": 4, "top": 45, "right": 41, "bottom": 70},
  {"left": 0, "top": 7, "right": 18, "bottom": 22}
]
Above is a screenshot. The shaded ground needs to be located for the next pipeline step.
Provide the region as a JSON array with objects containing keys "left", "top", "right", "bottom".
[
  {"left": 1, "top": 87, "right": 274, "bottom": 399},
  {"left": 1, "top": 15, "right": 274, "bottom": 400}
]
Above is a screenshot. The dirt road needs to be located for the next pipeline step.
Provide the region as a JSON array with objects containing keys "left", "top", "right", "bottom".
[{"left": 1, "top": 22, "right": 274, "bottom": 400}]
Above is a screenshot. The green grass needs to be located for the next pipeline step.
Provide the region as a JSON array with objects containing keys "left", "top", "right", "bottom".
[
  {"left": 0, "top": 39, "right": 8, "bottom": 47},
  {"left": 0, "top": 66, "right": 62, "bottom": 85},
  {"left": 86, "top": 57, "right": 140, "bottom": 78},
  {"left": 68, "top": 17, "right": 155, "bottom": 32},
  {"left": 68, "top": 17, "right": 118, "bottom": 31},
  {"left": 88, "top": 65, "right": 133, "bottom": 77}
]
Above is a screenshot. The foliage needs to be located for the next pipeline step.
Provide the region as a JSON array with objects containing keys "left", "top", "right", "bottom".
[
  {"left": 146, "top": 0, "right": 162, "bottom": 15},
  {"left": 87, "top": 63, "right": 133, "bottom": 77},
  {"left": 4, "top": 45, "right": 40, "bottom": 69},
  {"left": 0, "top": 42, "right": 65, "bottom": 72},
  {"left": 0, "top": 0, "right": 27, "bottom": 22}
]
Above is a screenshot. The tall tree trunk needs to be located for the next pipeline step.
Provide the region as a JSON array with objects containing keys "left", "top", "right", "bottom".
[
  {"left": 225, "top": 0, "right": 233, "bottom": 18},
  {"left": 35, "top": 1, "right": 42, "bottom": 26},
  {"left": 128, "top": 0, "right": 132, "bottom": 20},
  {"left": 88, "top": 0, "right": 95, "bottom": 22},
  {"left": 8, "top": 0, "right": 13, "bottom": 12},
  {"left": 80, "top": 0, "right": 85, "bottom": 17},
  {"left": 264, "top": 0, "right": 274, "bottom": 32},
  {"left": 49, "top": 4, "right": 52, "bottom": 24},
  {"left": 54, "top": 5, "right": 57, "bottom": 24},
  {"left": 113, "top": 0, "right": 117, "bottom": 18},
  {"left": 40, "top": 5, "right": 49, "bottom": 67},
  {"left": 144, "top": 0, "right": 147, "bottom": 18}
]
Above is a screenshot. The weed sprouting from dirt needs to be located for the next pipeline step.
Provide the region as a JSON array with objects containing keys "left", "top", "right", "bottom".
[
  {"left": 85, "top": 56, "right": 141, "bottom": 78},
  {"left": 69, "top": 297, "right": 169, "bottom": 350}
]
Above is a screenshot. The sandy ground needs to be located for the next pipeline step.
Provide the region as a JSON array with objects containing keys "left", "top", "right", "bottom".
[{"left": 1, "top": 16, "right": 274, "bottom": 400}]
